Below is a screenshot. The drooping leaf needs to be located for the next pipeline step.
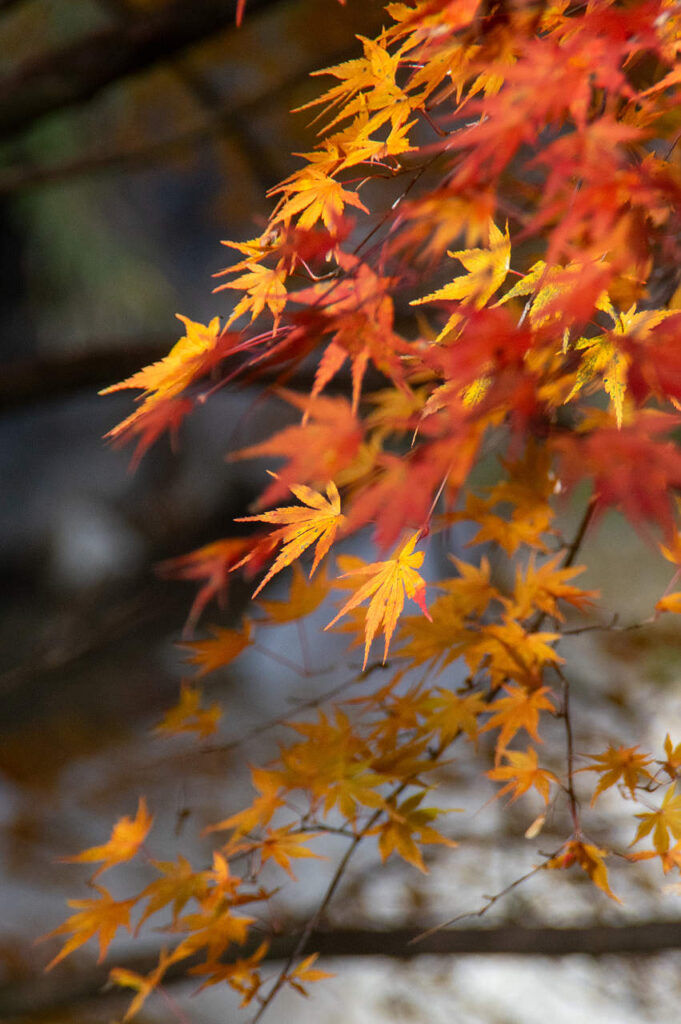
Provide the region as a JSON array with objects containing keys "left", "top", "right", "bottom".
[
  {"left": 236, "top": 480, "right": 344, "bottom": 597},
  {"left": 60, "top": 798, "right": 152, "bottom": 879},
  {"left": 326, "top": 532, "right": 431, "bottom": 668}
]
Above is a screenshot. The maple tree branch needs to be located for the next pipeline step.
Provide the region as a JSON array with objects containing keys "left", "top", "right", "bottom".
[
  {"left": 562, "top": 498, "right": 597, "bottom": 571},
  {"left": 410, "top": 852, "right": 560, "bottom": 944},
  {"left": 555, "top": 664, "right": 581, "bottom": 834},
  {"left": 0, "top": 0, "right": 278, "bottom": 142}
]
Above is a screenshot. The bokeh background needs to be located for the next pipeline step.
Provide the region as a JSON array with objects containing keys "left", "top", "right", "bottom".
[{"left": 3, "top": 2, "right": 681, "bottom": 1022}]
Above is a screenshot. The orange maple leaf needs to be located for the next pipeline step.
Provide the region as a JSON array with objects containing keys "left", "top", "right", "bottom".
[
  {"left": 486, "top": 747, "right": 558, "bottom": 805},
  {"left": 41, "top": 885, "right": 136, "bottom": 969},
  {"left": 99, "top": 315, "right": 233, "bottom": 466},
  {"left": 257, "top": 563, "right": 331, "bottom": 624},
  {"left": 482, "top": 684, "right": 556, "bottom": 760},
  {"left": 509, "top": 553, "right": 599, "bottom": 622},
  {"left": 230, "top": 390, "right": 362, "bottom": 507},
  {"left": 206, "top": 767, "right": 286, "bottom": 837},
  {"left": 183, "top": 621, "right": 254, "bottom": 676},
  {"left": 546, "top": 840, "right": 619, "bottom": 901},
  {"left": 287, "top": 952, "right": 335, "bottom": 997},
  {"left": 61, "top": 797, "right": 152, "bottom": 879},
  {"left": 157, "top": 536, "right": 256, "bottom": 634},
  {"left": 110, "top": 948, "right": 180, "bottom": 1021},
  {"left": 258, "top": 826, "right": 325, "bottom": 880},
  {"left": 326, "top": 532, "right": 431, "bottom": 668},
  {"left": 155, "top": 683, "right": 223, "bottom": 738},
  {"left": 236, "top": 480, "right": 344, "bottom": 597},
  {"left": 579, "top": 744, "right": 653, "bottom": 805}
]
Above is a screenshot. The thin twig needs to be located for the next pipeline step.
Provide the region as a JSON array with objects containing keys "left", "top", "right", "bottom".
[{"left": 410, "top": 852, "right": 562, "bottom": 944}]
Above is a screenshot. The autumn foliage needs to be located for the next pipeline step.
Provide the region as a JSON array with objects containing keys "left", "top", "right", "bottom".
[{"left": 44, "top": 0, "right": 681, "bottom": 1018}]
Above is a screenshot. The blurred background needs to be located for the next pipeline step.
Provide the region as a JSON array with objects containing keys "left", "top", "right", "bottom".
[{"left": 3, "top": 2, "right": 681, "bottom": 1021}]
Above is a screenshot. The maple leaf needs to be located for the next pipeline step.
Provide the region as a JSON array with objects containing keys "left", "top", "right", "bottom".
[
  {"left": 110, "top": 948, "right": 180, "bottom": 1021},
  {"left": 411, "top": 220, "right": 511, "bottom": 337},
  {"left": 157, "top": 537, "right": 256, "bottom": 634},
  {"left": 579, "top": 745, "right": 653, "bottom": 805},
  {"left": 290, "top": 255, "right": 407, "bottom": 414},
  {"left": 258, "top": 826, "right": 325, "bottom": 880},
  {"left": 155, "top": 683, "right": 222, "bottom": 739},
  {"left": 655, "top": 592, "right": 681, "bottom": 614},
  {"left": 236, "top": 480, "right": 344, "bottom": 597},
  {"left": 100, "top": 316, "right": 234, "bottom": 465},
  {"left": 424, "top": 689, "right": 487, "bottom": 745},
  {"left": 487, "top": 747, "right": 558, "bottom": 805},
  {"left": 467, "top": 620, "right": 563, "bottom": 690},
  {"left": 230, "top": 391, "right": 363, "bottom": 506},
  {"left": 287, "top": 953, "right": 335, "bottom": 998},
  {"left": 183, "top": 621, "right": 254, "bottom": 676},
  {"left": 216, "top": 261, "right": 288, "bottom": 332},
  {"left": 206, "top": 767, "right": 286, "bottom": 837},
  {"left": 41, "top": 885, "right": 136, "bottom": 969},
  {"left": 374, "top": 793, "right": 458, "bottom": 872},
  {"left": 101, "top": 315, "right": 226, "bottom": 405},
  {"left": 632, "top": 786, "right": 681, "bottom": 854},
  {"left": 270, "top": 167, "right": 369, "bottom": 230},
  {"left": 61, "top": 798, "right": 152, "bottom": 879},
  {"left": 396, "top": 594, "right": 472, "bottom": 674},
  {"left": 257, "top": 563, "right": 331, "bottom": 624},
  {"left": 326, "top": 532, "right": 432, "bottom": 668},
  {"left": 662, "top": 734, "right": 681, "bottom": 779},
  {"left": 189, "top": 940, "right": 269, "bottom": 1004},
  {"left": 136, "top": 856, "right": 210, "bottom": 930},
  {"left": 173, "top": 907, "right": 255, "bottom": 962},
  {"left": 546, "top": 841, "right": 619, "bottom": 901},
  {"left": 556, "top": 411, "right": 681, "bottom": 541},
  {"left": 509, "top": 553, "right": 599, "bottom": 622},
  {"left": 482, "top": 684, "right": 556, "bottom": 760}
]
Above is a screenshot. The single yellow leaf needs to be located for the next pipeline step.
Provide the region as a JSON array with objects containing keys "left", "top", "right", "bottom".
[
  {"left": 237, "top": 480, "right": 344, "bottom": 597},
  {"left": 325, "top": 532, "right": 431, "bottom": 668}
]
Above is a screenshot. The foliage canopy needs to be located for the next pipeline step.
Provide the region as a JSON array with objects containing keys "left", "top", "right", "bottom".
[{"left": 44, "top": 0, "right": 681, "bottom": 1018}]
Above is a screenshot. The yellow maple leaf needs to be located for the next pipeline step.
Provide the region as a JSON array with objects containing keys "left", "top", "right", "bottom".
[
  {"left": 632, "top": 786, "right": 681, "bottom": 853},
  {"left": 578, "top": 744, "right": 653, "bottom": 805},
  {"left": 61, "top": 797, "right": 152, "bottom": 878},
  {"left": 325, "top": 532, "right": 431, "bottom": 668},
  {"left": 411, "top": 220, "right": 510, "bottom": 337},
  {"left": 217, "top": 261, "right": 288, "bottom": 331},
  {"left": 100, "top": 315, "right": 223, "bottom": 407},
  {"left": 237, "top": 480, "right": 344, "bottom": 598}
]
